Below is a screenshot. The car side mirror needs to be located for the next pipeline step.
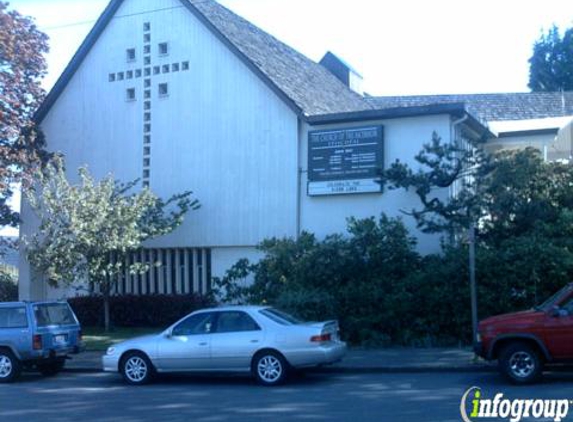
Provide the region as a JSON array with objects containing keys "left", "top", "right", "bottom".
[{"left": 164, "top": 329, "right": 173, "bottom": 338}]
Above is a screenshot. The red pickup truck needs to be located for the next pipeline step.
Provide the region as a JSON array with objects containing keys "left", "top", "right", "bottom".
[{"left": 475, "top": 283, "right": 573, "bottom": 384}]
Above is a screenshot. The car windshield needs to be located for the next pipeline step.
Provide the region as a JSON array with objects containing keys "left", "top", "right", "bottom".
[
  {"left": 259, "top": 308, "right": 302, "bottom": 325},
  {"left": 536, "top": 285, "right": 573, "bottom": 311},
  {"left": 33, "top": 303, "right": 77, "bottom": 327}
]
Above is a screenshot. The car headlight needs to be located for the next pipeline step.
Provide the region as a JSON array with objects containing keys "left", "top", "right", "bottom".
[{"left": 106, "top": 347, "right": 116, "bottom": 356}]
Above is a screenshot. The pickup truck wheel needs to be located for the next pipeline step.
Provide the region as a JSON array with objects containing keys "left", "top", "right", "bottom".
[
  {"left": 499, "top": 343, "right": 542, "bottom": 384},
  {"left": 120, "top": 352, "right": 154, "bottom": 385},
  {"left": 0, "top": 349, "right": 21, "bottom": 383},
  {"left": 39, "top": 359, "right": 66, "bottom": 376}
]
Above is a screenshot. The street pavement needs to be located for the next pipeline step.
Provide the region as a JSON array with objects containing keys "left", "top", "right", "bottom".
[{"left": 3, "top": 370, "right": 573, "bottom": 421}]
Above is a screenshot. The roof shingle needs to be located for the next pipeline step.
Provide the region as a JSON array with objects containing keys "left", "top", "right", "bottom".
[
  {"left": 366, "top": 92, "right": 573, "bottom": 123},
  {"left": 188, "top": 0, "right": 373, "bottom": 117}
]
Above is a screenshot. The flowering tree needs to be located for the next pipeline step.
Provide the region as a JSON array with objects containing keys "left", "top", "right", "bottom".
[{"left": 24, "top": 159, "right": 199, "bottom": 330}]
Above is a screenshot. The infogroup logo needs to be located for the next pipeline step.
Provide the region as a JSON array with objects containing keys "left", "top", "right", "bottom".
[{"left": 460, "top": 386, "right": 570, "bottom": 422}]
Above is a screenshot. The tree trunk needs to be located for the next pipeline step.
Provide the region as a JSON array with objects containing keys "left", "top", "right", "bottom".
[{"left": 102, "top": 283, "right": 111, "bottom": 332}]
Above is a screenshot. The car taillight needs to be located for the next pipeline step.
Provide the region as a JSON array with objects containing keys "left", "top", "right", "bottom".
[
  {"left": 310, "top": 333, "right": 332, "bottom": 343},
  {"left": 33, "top": 334, "right": 43, "bottom": 350}
]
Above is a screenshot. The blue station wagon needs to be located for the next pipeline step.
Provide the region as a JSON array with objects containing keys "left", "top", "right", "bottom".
[{"left": 0, "top": 301, "right": 84, "bottom": 382}]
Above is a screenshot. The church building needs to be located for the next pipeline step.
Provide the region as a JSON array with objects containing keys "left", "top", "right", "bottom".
[{"left": 19, "top": 0, "right": 573, "bottom": 300}]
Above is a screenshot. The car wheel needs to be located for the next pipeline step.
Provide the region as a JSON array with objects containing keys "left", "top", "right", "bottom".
[
  {"left": 252, "top": 351, "right": 288, "bottom": 386},
  {"left": 120, "top": 352, "right": 154, "bottom": 385},
  {"left": 499, "top": 342, "right": 543, "bottom": 384},
  {"left": 39, "top": 359, "right": 66, "bottom": 376},
  {"left": 0, "top": 349, "right": 21, "bottom": 383}
]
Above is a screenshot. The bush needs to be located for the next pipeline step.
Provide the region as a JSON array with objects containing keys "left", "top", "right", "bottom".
[
  {"left": 214, "top": 212, "right": 573, "bottom": 347},
  {"left": 68, "top": 294, "right": 214, "bottom": 328},
  {"left": 0, "top": 273, "right": 17, "bottom": 302}
]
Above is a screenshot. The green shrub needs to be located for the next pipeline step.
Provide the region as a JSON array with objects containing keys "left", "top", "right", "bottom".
[
  {"left": 68, "top": 294, "right": 214, "bottom": 328},
  {"left": 0, "top": 273, "right": 17, "bottom": 302}
]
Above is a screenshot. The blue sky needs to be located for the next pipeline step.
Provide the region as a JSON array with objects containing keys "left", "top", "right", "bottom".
[{"left": 7, "top": 0, "right": 573, "bottom": 96}]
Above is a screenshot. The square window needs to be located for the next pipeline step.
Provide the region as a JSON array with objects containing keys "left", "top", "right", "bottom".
[
  {"left": 126, "top": 70, "right": 133, "bottom": 79},
  {"left": 181, "top": 61, "right": 189, "bottom": 70},
  {"left": 144, "top": 68, "right": 151, "bottom": 76},
  {"left": 144, "top": 90, "right": 151, "bottom": 99},
  {"left": 126, "top": 88, "right": 136, "bottom": 101},
  {"left": 144, "top": 56, "right": 151, "bottom": 65},
  {"left": 126, "top": 48, "right": 136, "bottom": 62},
  {"left": 172, "top": 63, "right": 180, "bottom": 72},
  {"left": 135, "top": 69, "right": 142, "bottom": 78},
  {"left": 109, "top": 73, "right": 116, "bottom": 82},
  {"left": 144, "top": 33, "right": 151, "bottom": 43},
  {"left": 144, "top": 135, "right": 151, "bottom": 144},
  {"left": 158, "top": 83, "right": 168, "bottom": 97},
  {"left": 143, "top": 22, "right": 150, "bottom": 32},
  {"left": 143, "top": 169, "right": 150, "bottom": 178},
  {"left": 144, "top": 112, "right": 151, "bottom": 121},
  {"left": 143, "top": 180, "right": 150, "bottom": 188},
  {"left": 153, "top": 66, "right": 160, "bottom": 75},
  {"left": 158, "top": 42, "right": 169, "bottom": 56},
  {"left": 144, "top": 79, "right": 151, "bottom": 88},
  {"left": 143, "top": 158, "right": 151, "bottom": 167},
  {"left": 144, "top": 101, "right": 151, "bottom": 110},
  {"left": 144, "top": 45, "right": 151, "bottom": 54},
  {"left": 162, "top": 64, "right": 170, "bottom": 73},
  {"left": 144, "top": 123, "right": 151, "bottom": 133},
  {"left": 144, "top": 146, "right": 151, "bottom": 155},
  {"left": 117, "top": 72, "right": 125, "bottom": 81}
]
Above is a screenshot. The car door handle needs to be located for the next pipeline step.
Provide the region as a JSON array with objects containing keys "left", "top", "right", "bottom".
[
  {"left": 198, "top": 342, "right": 208, "bottom": 346},
  {"left": 250, "top": 340, "right": 259, "bottom": 343}
]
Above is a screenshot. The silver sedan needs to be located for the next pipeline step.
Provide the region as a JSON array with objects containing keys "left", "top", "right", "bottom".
[{"left": 102, "top": 306, "right": 347, "bottom": 386}]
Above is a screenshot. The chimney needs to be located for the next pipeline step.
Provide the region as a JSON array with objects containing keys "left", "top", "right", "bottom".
[{"left": 320, "top": 51, "right": 364, "bottom": 95}]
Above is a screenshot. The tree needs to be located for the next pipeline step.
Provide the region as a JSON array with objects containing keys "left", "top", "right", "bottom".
[
  {"left": 528, "top": 25, "right": 573, "bottom": 92},
  {"left": 0, "top": 2, "right": 50, "bottom": 230},
  {"left": 23, "top": 159, "right": 200, "bottom": 330}
]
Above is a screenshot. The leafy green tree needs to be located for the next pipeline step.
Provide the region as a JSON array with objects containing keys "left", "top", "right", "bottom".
[
  {"left": 0, "top": 2, "right": 50, "bottom": 230},
  {"left": 528, "top": 25, "right": 573, "bottom": 91},
  {"left": 23, "top": 159, "right": 199, "bottom": 330}
]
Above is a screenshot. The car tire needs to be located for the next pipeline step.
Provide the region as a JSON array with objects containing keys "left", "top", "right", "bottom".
[
  {"left": 120, "top": 351, "right": 154, "bottom": 385},
  {"left": 0, "top": 349, "right": 21, "bottom": 383},
  {"left": 499, "top": 342, "right": 543, "bottom": 384},
  {"left": 39, "top": 359, "right": 66, "bottom": 376},
  {"left": 252, "top": 350, "right": 288, "bottom": 386}
]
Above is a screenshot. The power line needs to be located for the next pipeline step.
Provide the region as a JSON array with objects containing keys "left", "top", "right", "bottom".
[{"left": 39, "top": 3, "right": 213, "bottom": 32}]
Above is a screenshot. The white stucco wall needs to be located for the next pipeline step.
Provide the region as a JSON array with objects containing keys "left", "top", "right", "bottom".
[
  {"left": 20, "top": 0, "right": 299, "bottom": 299},
  {"left": 300, "top": 115, "right": 453, "bottom": 254}
]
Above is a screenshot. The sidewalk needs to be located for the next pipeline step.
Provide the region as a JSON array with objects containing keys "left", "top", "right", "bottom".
[{"left": 64, "top": 347, "right": 495, "bottom": 374}]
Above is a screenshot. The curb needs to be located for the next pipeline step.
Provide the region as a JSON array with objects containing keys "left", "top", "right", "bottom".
[{"left": 64, "top": 365, "right": 496, "bottom": 375}]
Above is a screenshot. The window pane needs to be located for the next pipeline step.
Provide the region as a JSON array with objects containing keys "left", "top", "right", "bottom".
[
  {"left": 0, "top": 307, "right": 28, "bottom": 328},
  {"left": 216, "top": 311, "right": 260, "bottom": 333},
  {"left": 173, "top": 313, "right": 214, "bottom": 336}
]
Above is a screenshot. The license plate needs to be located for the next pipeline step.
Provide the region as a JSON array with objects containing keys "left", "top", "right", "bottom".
[{"left": 54, "top": 334, "right": 67, "bottom": 345}]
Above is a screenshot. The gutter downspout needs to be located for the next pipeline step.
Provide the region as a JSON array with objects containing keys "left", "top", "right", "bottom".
[
  {"left": 449, "top": 114, "right": 469, "bottom": 200},
  {"left": 296, "top": 118, "right": 304, "bottom": 238}
]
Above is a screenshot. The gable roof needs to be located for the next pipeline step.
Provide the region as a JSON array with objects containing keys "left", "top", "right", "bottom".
[
  {"left": 366, "top": 92, "right": 573, "bottom": 123},
  {"left": 35, "top": 0, "right": 372, "bottom": 123}
]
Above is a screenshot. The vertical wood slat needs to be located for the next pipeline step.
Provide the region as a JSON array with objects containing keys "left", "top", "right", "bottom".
[
  {"left": 140, "top": 249, "right": 147, "bottom": 295},
  {"left": 149, "top": 249, "right": 156, "bottom": 294},
  {"left": 192, "top": 249, "right": 200, "bottom": 293},
  {"left": 175, "top": 249, "right": 182, "bottom": 294},
  {"left": 183, "top": 249, "right": 191, "bottom": 294},
  {"left": 166, "top": 249, "right": 173, "bottom": 295}
]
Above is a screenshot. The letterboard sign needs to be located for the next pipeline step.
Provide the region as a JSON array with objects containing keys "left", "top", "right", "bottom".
[{"left": 308, "top": 126, "right": 384, "bottom": 196}]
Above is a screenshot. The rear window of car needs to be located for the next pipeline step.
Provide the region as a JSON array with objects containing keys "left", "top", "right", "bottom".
[
  {"left": 33, "top": 303, "right": 77, "bottom": 327},
  {"left": 259, "top": 308, "right": 302, "bottom": 326},
  {"left": 0, "top": 307, "right": 28, "bottom": 328}
]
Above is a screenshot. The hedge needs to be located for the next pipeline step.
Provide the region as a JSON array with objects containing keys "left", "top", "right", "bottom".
[{"left": 68, "top": 294, "right": 214, "bottom": 328}]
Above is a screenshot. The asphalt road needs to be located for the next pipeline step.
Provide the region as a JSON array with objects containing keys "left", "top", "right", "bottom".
[{"left": 2, "top": 370, "right": 573, "bottom": 422}]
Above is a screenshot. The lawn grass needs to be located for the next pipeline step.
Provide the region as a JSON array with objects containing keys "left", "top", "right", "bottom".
[{"left": 82, "top": 326, "right": 161, "bottom": 351}]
